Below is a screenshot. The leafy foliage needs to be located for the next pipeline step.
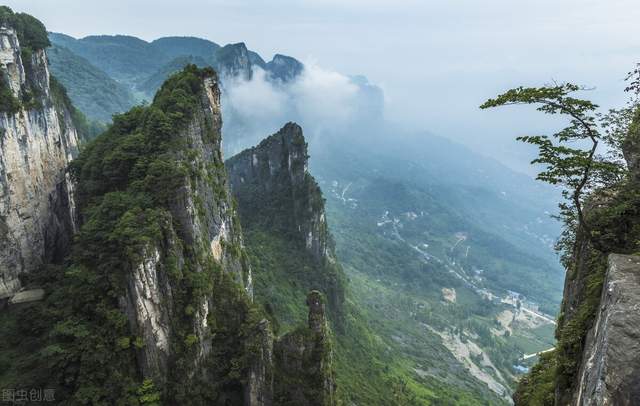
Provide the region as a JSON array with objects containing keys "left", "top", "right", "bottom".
[
  {"left": 0, "top": 6, "right": 50, "bottom": 51},
  {"left": 512, "top": 351, "right": 556, "bottom": 406},
  {"left": 481, "top": 84, "right": 624, "bottom": 254},
  {"left": 0, "top": 7, "right": 51, "bottom": 113},
  {"left": 49, "top": 75, "right": 106, "bottom": 140},
  {"left": 0, "top": 70, "right": 20, "bottom": 113}
]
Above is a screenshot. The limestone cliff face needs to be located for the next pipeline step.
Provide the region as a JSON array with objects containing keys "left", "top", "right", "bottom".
[
  {"left": 573, "top": 254, "right": 640, "bottom": 405},
  {"left": 0, "top": 25, "right": 79, "bottom": 298},
  {"left": 226, "top": 122, "right": 345, "bottom": 330},
  {"left": 226, "top": 122, "right": 333, "bottom": 264},
  {"left": 521, "top": 112, "right": 640, "bottom": 406},
  {"left": 215, "top": 43, "right": 254, "bottom": 80},
  {"left": 113, "top": 73, "right": 272, "bottom": 404}
]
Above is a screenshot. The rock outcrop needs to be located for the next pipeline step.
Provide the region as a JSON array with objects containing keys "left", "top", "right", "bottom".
[
  {"left": 226, "top": 123, "right": 343, "bottom": 405},
  {"left": 52, "top": 65, "right": 274, "bottom": 404},
  {"left": 214, "top": 42, "right": 254, "bottom": 80},
  {"left": 573, "top": 254, "right": 640, "bottom": 405},
  {"left": 266, "top": 54, "right": 304, "bottom": 82},
  {"left": 109, "top": 70, "right": 268, "bottom": 401},
  {"left": 273, "top": 290, "right": 336, "bottom": 406},
  {"left": 226, "top": 123, "right": 345, "bottom": 329},
  {"left": 226, "top": 122, "right": 333, "bottom": 264},
  {"left": 0, "top": 20, "right": 79, "bottom": 298}
]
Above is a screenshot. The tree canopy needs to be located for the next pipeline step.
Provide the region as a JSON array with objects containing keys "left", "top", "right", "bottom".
[{"left": 0, "top": 6, "right": 50, "bottom": 51}]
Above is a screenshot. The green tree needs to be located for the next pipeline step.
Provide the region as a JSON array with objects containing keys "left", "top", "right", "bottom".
[
  {"left": 137, "top": 379, "right": 161, "bottom": 406},
  {"left": 480, "top": 84, "right": 624, "bottom": 255}
]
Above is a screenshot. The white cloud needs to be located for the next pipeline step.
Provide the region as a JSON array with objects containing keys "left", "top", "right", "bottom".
[
  {"left": 221, "top": 61, "right": 374, "bottom": 154},
  {"left": 224, "top": 68, "right": 288, "bottom": 121},
  {"left": 291, "top": 61, "right": 360, "bottom": 126}
]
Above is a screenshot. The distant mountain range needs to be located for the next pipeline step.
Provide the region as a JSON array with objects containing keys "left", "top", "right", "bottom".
[{"left": 47, "top": 33, "right": 305, "bottom": 121}]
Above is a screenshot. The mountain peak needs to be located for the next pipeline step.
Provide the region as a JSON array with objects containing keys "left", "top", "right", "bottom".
[
  {"left": 266, "top": 54, "right": 304, "bottom": 81},
  {"left": 214, "top": 42, "right": 252, "bottom": 79}
]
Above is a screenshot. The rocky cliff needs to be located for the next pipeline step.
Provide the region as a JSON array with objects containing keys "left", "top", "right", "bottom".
[
  {"left": 0, "top": 9, "right": 336, "bottom": 404},
  {"left": 514, "top": 109, "right": 640, "bottom": 405},
  {"left": 0, "top": 9, "right": 80, "bottom": 299},
  {"left": 227, "top": 122, "right": 333, "bottom": 264},
  {"left": 113, "top": 70, "right": 256, "bottom": 386},
  {"left": 0, "top": 59, "right": 343, "bottom": 406},
  {"left": 0, "top": 63, "right": 280, "bottom": 405},
  {"left": 214, "top": 42, "right": 254, "bottom": 80},
  {"left": 226, "top": 123, "right": 345, "bottom": 326},
  {"left": 573, "top": 254, "right": 640, "bottom": 405},
  {"left": 265, "top": 54, "right": 304, "bottom": 82},
  {"left": 66, "top": 65, "right": 277, "bottom": 404}
]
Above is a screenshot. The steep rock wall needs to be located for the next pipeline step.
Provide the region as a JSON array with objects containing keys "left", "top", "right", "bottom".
[
  {"left": 226, "top": 122, "right": 345, "bottom": 326},
  {"left": 226, "top": 122, "right": 332, "bottom": 264},
  {"left": 115, "top": 72, "right": 269, "bottom": 403},
  {"left": 56, "top": 65, "right": 273, "bottom": 405},
  {"left": 515, "top": 109, "right": 640, "bottom": 405},
  {"left": 0, "top": 25, "right": 79, "bottom": 298},
  {"left": 573, "top": 254, "right": 640, "bottom": 405}
]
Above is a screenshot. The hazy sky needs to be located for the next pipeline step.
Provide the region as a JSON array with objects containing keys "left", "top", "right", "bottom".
[{"left": 8, "top": 0, "right": 640, "bottom": 172}]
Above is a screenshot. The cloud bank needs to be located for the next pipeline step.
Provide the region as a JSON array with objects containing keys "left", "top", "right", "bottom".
[{"left": 221, "top": 61, "right": 383, "bottom": 156}]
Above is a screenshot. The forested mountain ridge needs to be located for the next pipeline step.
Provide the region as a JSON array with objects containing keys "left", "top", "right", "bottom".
[
  {"left": 47, "top": 44, "right": 135, "bottom": 122},
  {"left": 227, "top": 122, "right": 345, "bottom": 327},
  {"left": 47, "top": 32, "right": 305, "bottom": 123},
  {"left": 227, "top": 123, "right": 342, "bottom": 405}
]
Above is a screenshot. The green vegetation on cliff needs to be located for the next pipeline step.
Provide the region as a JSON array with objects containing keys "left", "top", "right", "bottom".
[
  {"left": 0, "top": 6, "right": 50, "bottom": 51},
  {"left": 228, "top": 126, "right": 513, "bottom": 405},
  {"left": 0, "top": 8, "right": 98, "bottom": 141},
  {"left": 0, "top": 6, "right": 50, "bottom": 113},
  {"left": 0, "top": 65, "right": 263, "bottom": 404}
]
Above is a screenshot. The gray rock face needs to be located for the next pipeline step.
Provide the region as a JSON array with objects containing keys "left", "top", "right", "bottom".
[
  {"left": 266, "top": 54, "right": 303, "bottom": 82},
  {"left": 120, "top": 240, "right": 175, "bottom": 384},
  {"left": 0, "top": 26, "right": 79, "bottom": 298},
  {"left": 118, "top": 73, "right": 260, "bottom": 389},
  {"left": 214, "top": 42, "right": 253, "bottom": 80},
  {"left": 573, "top": 254, "right": 640, "bottom": 406},
  {"left": 226, "top": 122, "right": 332, "bottom": 263}
]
